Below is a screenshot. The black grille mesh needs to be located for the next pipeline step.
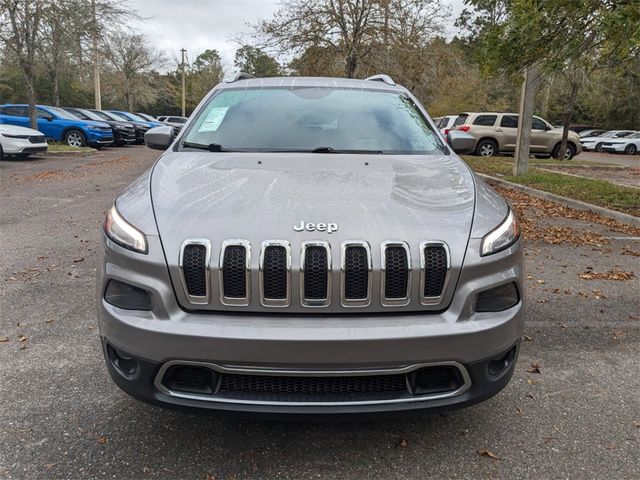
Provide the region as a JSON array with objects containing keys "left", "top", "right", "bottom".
[
  {"left": 423, "top": 246, "right": 447, "bottom": 297},
  {"left": 163, "top": 365, "right": 216, "bottom": 394},
  {"left": 222, "top": 245, "right": 247, "bottom": 298},
  {"left": 29, "top": 135, "right": 46, "bottom": 143},
  {"left": 263, "top": 246, "right": 287, "bottom": 300},
  {"left": 344, "top": 246, "right": 369, "bottom": 300},
  {"left": 384, "top": 246, "right": 409, "bottom": 299},
  {"left": 182, "top": 244, "right": 207, "bottom": 297},
  {"left": 303, "top": 246, "right": 328, "bottom": 300},
  {"left": 220, "top": 373, "right": 406, "bottom": 395}
]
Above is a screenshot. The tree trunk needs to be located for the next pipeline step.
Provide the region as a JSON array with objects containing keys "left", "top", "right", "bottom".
[
  {"left": 49, "top": 69, "right": 60, "bottom": 106},
  {"left": 514, "top": 66, "right": 540, "bottom": 176},
  {"left": 24, "top": 69, "right": 38, "bottom": 129},
  {"left": 345, "top": 51, "right": 357, "bottom": 78},
  {"left": 557, "top": 81, "right": 579, "bottom": 160}
]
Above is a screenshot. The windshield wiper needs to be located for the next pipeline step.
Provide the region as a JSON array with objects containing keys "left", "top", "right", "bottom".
[
  {"left": 182, "top": 141, "right": 227, "bottom": 152},
  {"left": 311, "top": 146, "right": 384, "bottom": 154}
]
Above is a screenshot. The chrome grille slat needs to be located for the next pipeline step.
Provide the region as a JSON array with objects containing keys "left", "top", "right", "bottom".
[
  {"left": 300, "top": 241, "right": 331, "bottom": 307},
  {"left": 260, "top": 240, "right": 291, "bottom": 307},
  {"left": 179, "top": 239, "right": 211, "bottom": 305},
  {"left": 380, "top": 241, "right": 411, "bottom": 306},
  {"left": 219, "top": 240, "right": 251, "bottom": 306}
]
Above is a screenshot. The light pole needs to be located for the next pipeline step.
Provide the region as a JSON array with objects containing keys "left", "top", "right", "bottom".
[
  {"left": 91, "top": 0, "right": 101, "bottom": 109},
  {"left": 181, "top": 48, "right": 187, "bottom": 117}
]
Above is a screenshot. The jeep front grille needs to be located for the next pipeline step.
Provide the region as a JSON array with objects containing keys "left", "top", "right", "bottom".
[{"left": 178, "top": 239, "right": 450, "bottom": 310}]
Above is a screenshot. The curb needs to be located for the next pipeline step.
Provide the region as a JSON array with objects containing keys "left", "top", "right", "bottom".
[
  {"left": 535, "top": 167, "right": 640, "bottom": 190},
  {"left": 477, "top": 173, "right": 640, "bottom": 228},
  {"left": 46, "top": 149, "right": 97, "bottom": 156}
]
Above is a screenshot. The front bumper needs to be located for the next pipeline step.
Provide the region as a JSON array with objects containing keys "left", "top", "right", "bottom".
[
  {"left": 87, "top": 131, "right": 114, "bottom": 146},
  {"left": 98, "top": 235, "right": 524, "bottom": 415},
  {"left": 1, "top": 139, "right": 48, "bottom": 154},
  {"left": 600, "top": 144, "right": 625, "bottom": 152}
]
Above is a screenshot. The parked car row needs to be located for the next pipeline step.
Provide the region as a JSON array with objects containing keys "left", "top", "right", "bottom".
[
  {"left": 0, "top": 103, "right": 187, "bottom": 159},
  {"left": 433, "top": 113, "right": 638, "bottom": 158}
]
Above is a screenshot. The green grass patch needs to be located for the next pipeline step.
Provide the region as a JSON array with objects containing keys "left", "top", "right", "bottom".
[
  {"left": 462, "top": 156, "right": 640, "bottom": 216},
  {"left": 47, "top": 142, "right": 95, "bottom": 153}
]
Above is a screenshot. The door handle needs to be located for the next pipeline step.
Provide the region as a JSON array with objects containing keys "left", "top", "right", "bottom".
[{"left": 495, "top": 128, "right": 503, "bottom": 132}]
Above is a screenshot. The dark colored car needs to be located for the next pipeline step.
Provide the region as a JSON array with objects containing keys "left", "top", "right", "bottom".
[
  {"left": 64, "top": 108, "right": 136, "bottom": 146},
  {"left": 108, "top": 111, "right": 162, "bottom": 143},
  {"left": 0, "top": 104, "right": 113, "bottom": 148},
  {"left": 89, "top": 110, "right": 150, "bottom": 144}
]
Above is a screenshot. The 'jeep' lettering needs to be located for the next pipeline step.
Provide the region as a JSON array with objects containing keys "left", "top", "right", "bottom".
[{"left": 293, "top": 221, "right": 338, "bottom": 234}]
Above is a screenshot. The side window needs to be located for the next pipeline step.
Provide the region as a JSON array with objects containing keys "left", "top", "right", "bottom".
[
  {"left": 532, "top": 117, "right": 547, "bottom": 130},
  {"left": 473, "top": 115, "right": 497, "bottom": 126},
  {"left": 453, "top": 114, "right": 468, "bottom": 127},
  {"left": 3, "top": 106, "right": 28, "bottom": 117},
  {"left": 36, "top": 108, "right": 53, "bottom": 119},
  {"left": 500, "top": 115, "right": 518, "bottom": 128}
]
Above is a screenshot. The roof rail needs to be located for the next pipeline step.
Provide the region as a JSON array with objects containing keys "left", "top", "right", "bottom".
[
  {"left": 227, "top": 72, "right": 256, "bottom": 83},
  {"left": 365, "top": 74, "right": 396, "bottom": 86}
]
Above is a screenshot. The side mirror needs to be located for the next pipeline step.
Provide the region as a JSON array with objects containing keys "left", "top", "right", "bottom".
[
  {"left": 44, "top": 115, "right": 54, "bottom": 121},
  {"left": 144, "top": 125, "right": 174, "bottom": 150},
  {"left": 447, "top": 130, "right": 476, "bottom": 155}
]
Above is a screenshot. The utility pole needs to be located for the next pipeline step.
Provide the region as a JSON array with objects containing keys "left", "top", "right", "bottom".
[
  {"left": 513, "top": 66, "right": 540, "bottom": 176},
  {"left": 181, "top": 48, "right": 187, "bottom": 117},
  {"left": 91, "top": 0, "right": 101, "bottom": 110}
]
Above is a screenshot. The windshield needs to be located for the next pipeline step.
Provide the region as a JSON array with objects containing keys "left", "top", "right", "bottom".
[
  {"left": 137, "top": 113, "right": 156, "bottom": 122},
  {"left": 49, "top": 107, "right": 82, "bottom": 120},
  {"left": 77, "top": 109, "right": 103, "bottom": 121},
  {"left": 180, "top": 87, "right": 446, "bottom": 154}
]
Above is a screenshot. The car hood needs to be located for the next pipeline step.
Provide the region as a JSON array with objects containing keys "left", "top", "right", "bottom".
[
  {"left": 0, "top": 124, "right": 43, "bottom": 135},
  {"left": 150, "top": 152, "right": 477, "bottom": 313},
  {"left": 107, "top": 121, "right": 134, "bottom": 129}
]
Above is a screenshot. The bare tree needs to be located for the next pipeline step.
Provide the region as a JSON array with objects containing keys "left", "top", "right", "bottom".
[
  {"left": 104, "top": 32, "right": 163, "bottom": 110},
  {"left": 0, "top": 0, "right": 46, "bottom": 127}
]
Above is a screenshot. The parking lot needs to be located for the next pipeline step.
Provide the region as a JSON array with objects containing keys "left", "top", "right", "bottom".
[{"left": 1, "top": 147, "right": 639, "bottom": 479}]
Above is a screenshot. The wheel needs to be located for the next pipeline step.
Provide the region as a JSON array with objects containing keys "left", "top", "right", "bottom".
[
  {"left": 0, "top": 144, "right": 3, "bottom": 161},
  {"left": 475, "top": 139, "right": 498, "bottom": 157},
  {"left": 64, "top": 129, "right": 86, "bottom": 148},
  {"left": 625, "top": 144, "right": 637, "bottom": 155},
  {"left": 595, "top": 142, "right": 604, "bottom": 153},
  {"left": 553, "top": 143, "right": 576, "bottom": 160}
]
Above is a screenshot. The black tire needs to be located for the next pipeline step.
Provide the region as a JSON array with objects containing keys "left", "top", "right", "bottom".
[
  {"left": 475, "top": 139, "right": 498, "bottom": 157},
  {"left": 64, "top": 129, "right": 86, "bottom": 148},
  {"left": 534, "top": 154, "right": 552, "bottom": 159},
  {"left": 625, "top": 144, "right": 637, "bottom": 155},
  {"left": 595, "top": 142, "right": 604, "bottom": 153},
  {"left": 553, "top": 143, "right": 576, "bottom": 160},
  {"left": 0, "top": 144, "right": 3, "bottom": 161}
]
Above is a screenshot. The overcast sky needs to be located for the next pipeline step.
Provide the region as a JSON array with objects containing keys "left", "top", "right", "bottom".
[{"left": 128, "top": 0, "right": 466, "bottom": 71}]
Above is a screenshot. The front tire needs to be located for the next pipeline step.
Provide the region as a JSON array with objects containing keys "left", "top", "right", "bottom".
[
  {"left": 64, "top": 129, "right": 86, "bottom": 148},
  {"left": 595, "top": 142, "right": 604, "bottom": 153},
  {"left": 625, "top": 144, "right": 637, "bottom": 155},
  {"left": 475, "top": 139, "right": 498, "bottom": 157},
  {"left": 553, "top": 143, "right": 576, "bottom": 160}
]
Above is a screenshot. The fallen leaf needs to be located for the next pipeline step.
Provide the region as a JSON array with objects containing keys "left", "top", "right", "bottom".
[
  {"left": 18, "top": 335, "right": 27, "bottom": 342},
  {"left": 98, "top": 436, "right": 107, "bottom": 444},
  {"left": 0, "top": 337, "right": 9, "bottom": 343},
  {"left": 45, "top": 319, "right": 54, "bottom": 324},
  {"left": 515, "top": 406, "right": 523, "bottom": 415},
  {"left": 399, "top": 438, "right": 408, "bottom": 448},
  {"left": 44, "top": 463, "right": 57, "bottom": 469},
  {"left": 204, "top": 475, "right": 216, "bottom": 480},
  {"left": 579, "top": 270, "right": 635, "bottom": 281},
  {"left": 537, "top": 279, "right": 545, "bottom": 285},
  {"left": 523, "top": 335, "right": 533, "bottom": 342},
  {"left": 613, "top": 330, "right": 625, "bottom": 340},
  {"left": 73, "top": 257, "right": 85, "bottom": 263},
  {"left": 477, "top": 449, "right": 499, "bottom": 460},
  {"left": 527, "top": 363, "right": 541, "bottom": 374},
  {"left": 527, "top": 378, "right": 538, "bottom": 385}
]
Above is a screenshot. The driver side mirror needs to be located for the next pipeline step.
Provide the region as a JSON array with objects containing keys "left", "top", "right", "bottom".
[
  {"left": 145, "top": 125, "right": 174, "bottom": 150},
  {"left": 447, "top": 130, "right": 476, "bottom": 155}
]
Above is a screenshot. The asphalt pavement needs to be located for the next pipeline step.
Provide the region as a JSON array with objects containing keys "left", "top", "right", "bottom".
[{"left": 1, "top": 147, "right": 639, "bottom": 479}]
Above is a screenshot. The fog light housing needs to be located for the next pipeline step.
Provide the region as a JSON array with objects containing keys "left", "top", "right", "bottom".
[
  {"left": 476, "top": 282, "right": 519, "bottom": 312},
  {"left": 106, "top": 344, "right": 137, "bottom": 375},
  {"left": 488, "top": 345, "right": 517, "bottom": 376},
  {"left": 104, "top": 279, "right": 151, "bottom": 310}
]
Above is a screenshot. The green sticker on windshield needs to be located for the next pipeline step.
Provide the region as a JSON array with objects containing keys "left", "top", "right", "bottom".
[{"left": 199, "top": 107, "right": 228, "bottom": 132}]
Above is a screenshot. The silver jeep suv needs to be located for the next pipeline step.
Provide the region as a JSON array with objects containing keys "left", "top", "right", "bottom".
[{"left": 98, "top": 75, "right": 524, "bottom": 417}]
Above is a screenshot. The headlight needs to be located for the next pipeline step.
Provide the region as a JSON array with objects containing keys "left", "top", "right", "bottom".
[
  {"left": 1, "top": 133, "right": 29, "bottom": 139},
  {"left": 481, "top": 209, "right": 519, "bottom": 256},
  {"left": 104, "top": 204, "right": 148, "bottom": 253}
]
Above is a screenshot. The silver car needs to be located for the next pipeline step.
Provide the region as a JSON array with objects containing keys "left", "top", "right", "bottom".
[{"left": 98, "top": 75, "right": 524, "bottom": 416}]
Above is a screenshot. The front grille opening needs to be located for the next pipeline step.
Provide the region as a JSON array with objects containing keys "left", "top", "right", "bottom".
[
  {"left": 423, "top": 246, "right": 447, "bottom": 297},
  {"left": 303, "top": 246, "right": 328, "bottom": 300},
  {"left": 384, "top": 246, "right": 409, "bottom": 299},
  {"left": 222, "top": 245, "right": 247, "bottom": 298},
  {"left": 162, "top": 365, "right": 218, "bottom": 395},
  {"left": 410, "top": 366, "right": 463, "bottom": 395},
  {"left": 344, "top": 246, "right": 369, "bottom": 300},
  {"left": 219, "top": 373, "right": 407, "bottom": 398},
  {"left": 263, "top": 246, "right": 287, "bottom": 300},
  {"left": 182, "top": 244, "right": 207, "bottom": 297}
]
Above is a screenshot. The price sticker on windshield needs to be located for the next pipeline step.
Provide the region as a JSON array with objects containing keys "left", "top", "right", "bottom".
[{"left": 199, "top": 107, "right": 228, "bottom": 132}]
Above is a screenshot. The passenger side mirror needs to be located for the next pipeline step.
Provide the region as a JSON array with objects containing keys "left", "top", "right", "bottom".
[
  {"left": 447, "top": 130, "right": 476, "bottom": 155},
  {"left": 145, "top": 125, "right": 174, "bottom": 150}
]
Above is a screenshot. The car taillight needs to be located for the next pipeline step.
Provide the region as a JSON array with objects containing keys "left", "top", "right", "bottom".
[
  {"left": 457, "top": 125, "right": 471, "bottom": 132},
  {"left": 444, "top": 129, "right": 450, "bottom": 135}
]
